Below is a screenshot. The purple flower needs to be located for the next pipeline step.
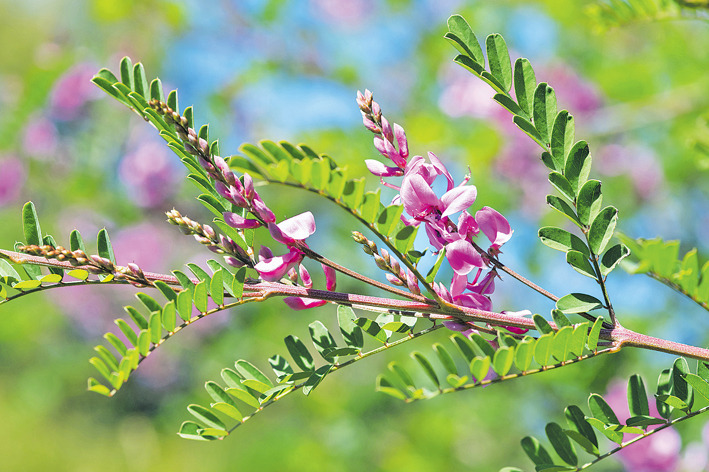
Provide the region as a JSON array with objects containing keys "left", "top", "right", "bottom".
[
  {"left": 476, "top": 206, "right": 513, "bottom": 253},
  {"left": 0, "top": 156, "right": 26, "bottom": 206},
  {"left": 223, "top": 211, "right": 261, "bottom": 229},
  {"left": 49, "top": 62, "right": 101, "bottom": 121}
]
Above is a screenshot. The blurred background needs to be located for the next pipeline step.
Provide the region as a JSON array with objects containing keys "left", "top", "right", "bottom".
[{"left": 1, "top": 0, "right": 709, "bottom": 470}]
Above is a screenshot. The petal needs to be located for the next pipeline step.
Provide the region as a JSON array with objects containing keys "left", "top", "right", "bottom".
[
  {"left": 476, "top": 206, "right": 513, "bottom": 248},
  {"left": 394, "top": 123, "right": 408, "bottom": 159},
  {"left": 400, "top": 174, "right": 439, "bottom": 216},
  {"left": 427, "top": 152, "right": 455, "bottom": 190},
  {"left": 445, "top": 239, "right": 483, "bottom": 275},
  {"left": 251, "top": 194, "right": 276, "bottom": 223},
  {"left": 254, "top": 248, "right": 302, "bottom": 281},
  {"left": 322, "top": 264, "right": 337, "bottom": 291},
  {"left": 454, "top": 292, "right": 492, "bottom": 311},
  {"left": 223, "top": 212, "right": 261, "bottom": 229},
  {"left": 406, "top": 268, "right": 420, "bottom": 295},
  {"left": 440, "top": 185, "right": 478, "bottom": 218},
  {"left": 365, "top": 159, "right": 403, "bottom": 177},
  {"left": 270, "top": 211, "right": 316, "bottom": 243},
  {"left": 299, "top": 264, "right": 313, "bottom": 288},
  {"left": 283, "top": 297, "right": 328, "bottom": 310}
]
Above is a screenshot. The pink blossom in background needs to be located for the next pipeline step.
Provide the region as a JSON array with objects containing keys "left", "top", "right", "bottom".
[
  {"left": 596, "top": 144, "right": 664, "bottom": 200},
  {"left": 22, "top": 115, "right": 58, "bottom": 157},
  {"left": 310, "top": 0, "right": 372, "bottom": 27},
  {"left": 0, "top": 156, "right": 27, "bottom": 206},
  {"left": 111, "top": 222, "right": 177, "bottom": 273},
  {"left": 604, "top": 379, "right": 681, "bottom": 472},
  {"left": 49, "top": 62, "right": 101, "bottom": 120},
  {"left": 118, "top": 139, "right": 182, "bottom": 208},
  {"left": 536, "top": 65, "right": 603, "bottom": 116}
]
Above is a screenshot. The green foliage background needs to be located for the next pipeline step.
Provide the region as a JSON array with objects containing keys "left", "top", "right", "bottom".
[{"left": 1, "top": 0, "right": 709, "bottom": 470}]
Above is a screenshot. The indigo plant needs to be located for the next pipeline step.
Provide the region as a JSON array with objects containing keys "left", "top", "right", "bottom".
[{"left": 2, "top": 14, "right": 709, "bottom": 471}]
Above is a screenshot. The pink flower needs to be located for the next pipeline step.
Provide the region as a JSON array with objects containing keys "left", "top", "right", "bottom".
[
  {"left": 49, "top": 62, "right": 101, "bottom": 120},
  {"left": 476, "top": 206, "right": 513, "bottom": 253},
  {"left": 0, "top": 156, "right": 26, "bottom": 206}
]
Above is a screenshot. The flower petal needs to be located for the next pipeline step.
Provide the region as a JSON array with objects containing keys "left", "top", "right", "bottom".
[
  {"left": 270, "top": 211, "right": 316, "bottom": 244},
  {"left": 223, "top": 212, "right": 261, "bottom": 229},
  {"left": 445, "top": 239, "right": 483, "bottom": 275},
  {"left": 440, "top": 185, "right": 477, "bottom": 218},
  {"left": 283, "top": 297, "right": 328, "bottom": 310},
  {"left": 476, "top": 206, "right": 513, "bottom": 248}
]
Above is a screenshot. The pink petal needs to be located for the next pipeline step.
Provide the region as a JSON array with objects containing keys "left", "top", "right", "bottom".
[
  {"left": 299, "top": 264, "right": 313, "bottom": 288},
  {"left": 365, "top": 159, "right": 403, "bottom": 177},
  {"left": 251, "top": 194, "right": 276, "bottom": 223},
  {"left": 400, "top": 174, "right": 439, "bottom": 216},
  {"left": 446, "top": 239, "right": 483, "bottom": 275},
  {"left": 270, "top": 211, "right": 316, "bottom": 244},
  {"left": 454, "top": 292, "right": 492, "bottom": 311},
  {"left": 476, "top": 206, "right": 513, "bottom": 248},
  {"left": 223, "top": 212, "right": 261, "bottom": 229},
  {"left": 394, "top": 123, "right": 408, "bottom": 159},
  {"left": 440, "top": 185, "right": 478, "bottom": 218},
  {"left": 283, "top": 297, "right": 328, "bottom": 310},
  {"left": 427, "top": 152, "right": 454, "bottom": 190},
  {"left": 322, "top": 264, "right": 337, "bottom": 291},
  {"left": 254, "top": 248, "right": 303, "bottom": 281},
  {"left": 406, "top": 268, "right": 420, "bottom": 295}
]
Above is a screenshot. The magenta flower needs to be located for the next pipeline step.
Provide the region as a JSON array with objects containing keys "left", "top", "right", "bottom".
[
  {"left": 223, "top": 211, "right": 261, "bottom": 229},
  {"left": 0, "top": 156, "right": 26, "bottom": 206},
  {"left": 268, "top": 211, "right": 316, "bottom": 244},
  {"left": 476, "top": 206, "right": 513, "bottom": 253}
]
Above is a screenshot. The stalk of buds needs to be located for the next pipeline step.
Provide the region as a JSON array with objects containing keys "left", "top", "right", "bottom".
[
  {"left": 151, "top": 100, "right": 276, "bottom": 231},
  {"left": 18, "top": 244, "right": 153, "bottom": 287},
  {"left": 351, "top": 231, "right": 420, "bottom": 295},
  {"left": 165, "top": 209, "right": 252, "bottom": 268}
]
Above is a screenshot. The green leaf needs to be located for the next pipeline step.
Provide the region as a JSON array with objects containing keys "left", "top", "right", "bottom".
[
  {"left": 210, "top": 269, "right": 224, "bottom": 306},
  {"left": 565, "top": 405, "right": 598, "bottom": 455},
  {"left": 389, "top": 361, "right": 416, "bottom": 391},
  {"left": 154, "top": 280, "right": 178, "bottom": 303},
  {"left": 150, "top": 78, "right": 164, "bottom": 102},
  {"left": 513, "top": 58, "right": 536, "bottom": 118},
  {"left": 137, "top": 329, "right": 150, "bottom": 356},
  {"left": 566, "top": 250, "right": 597, "bottom": 279},
  {"left": 470, "top": 333, "right": 496, "bottom": 358},
  {"left": 149, "top": 311, "right": 162, "bottom": 344},
  {"left": 576, "top": 180, "right": 603, "bottom": 226},
  {"left": 445, "top": 15, "right": 484, "bottom": 65},
  {"left": 22, "top": 201, "right": 42, "bottom": 246},
  {"left": 451, "top": 333, "right": 476, "bottom": 363},
  {"left": 588, "top": 393, "right": 619, "bottom": 424},
  {"left": 132, "top": 63, "right": 149, "bottom": 97},
  {"left": 425, "top": 249, "right": 447, "bottom": 284},
  {"left": 588, "top": 206, "right": 619, "bottom": 255},
  {"left": 302, "top": 364, "right": 334, "bottom": 396},
  {"left": 485, "top": 33, "right": 512, "bottom": 92},
  {"left": 337, "top": 305, "right": 364, "bottom": 350},
  {"left": 376, "top": 375, "right": 408, "bottom": 401},
  {"left": 284, "top": 335, "right": 315, "bottom": 372},
  {"left": 671, "top": 357, "right": 693, "bottom": 411},
  {"left": 538, "top": 226, "right": 589, "bottom": 256},
  {"left": 514, "top": 337, "right": 535, "bottom": 371},
  {"left": 600, "top": 244, "right": 630, "bottom": 277},
  {"left": 551, "top": 309, "right": 571, "bottom": 328},
  {"left": 683, "top": 373, "right": 709, "bottom": 402},
  {"left": 492, "top": 346, "right": 514, "bottom": 376},
  {"left": 193, "top": 281, "right": 208, "bottom": 313},
  {"left": 114, "top": 319, "right": 138, "bottom": 346},
  {"left": 533, "top": 83, "right": 556, "bottom": 145},
  {"left": 493, "top": 93, "right": 524, "bottom": 116},
  {"left": 178, "top": 421, "right": 211, "bottom": 441},
  {"left": 167, "top": 89, "right": 178, "bottom": 114},
  {"left": 520, "top": 436, "right": 554, "bottom": 466},
  {"left": 533, "top": 314, "right": 554, "bottom": 335},
  {"left": 358, "top": 190, "right": 381, "bottom": 223},
  {"left": 656, "top": 368, "right": 673, "bottom": 419},
  {"left": 534, "top": 333, "right": 553, "bottom": 366},
  {"left": 470, "top": 356, "right": 491, "bottom": 382},
  {"left": 628, "top": 374, "right": 650, "bottom": 417},
  {"left": 309, "top": 321, "right": 339, "bottom": 361},
  {"left": 625, "top": 415, "right": 666, "bottom": 428},
  {"left": 412, "top": 352, "right": 439, "bottom": 388},
  {"left": 552, "top": 326, "right": 574, "bottom": 362},
  {"left": 569, "top": 322, "right": 589, "bottom": 357},
  {"left": 187, "top": 404, "right": 225, "bottom": 430},
  {"left": 563, "top": 141, "right": 591, "bottom": 196},
  {"left": 548, "top": 172, "right": 575, "bottom": 202},
  {"left": 434, "top": 343, "right": 458, "bottom": 375},
  {"left": 104, "top": 332, "right": 128, "bottom": 357},
  {"left": 550, "top": 111, "right": 575, "bottom": 170},
  {"left": 235, "top": 360, "right": 273, "bottom": 389},
  {"left": 355, "top": 317, "right": 388, "bottom": 343},
  {"left": 137, "top": 292, "right": 162, "bottom": 313},
  {"left": 587, "top": 317, "right": 603, "bottom": 351},
  {"left": 656, "top": 394, "right": 689, "bottom": 411},
  {"left": 513, "top": 115, "right": 545, "bottom": 148},
  {"left": 546, "top": 195, "right": 582, "bottom": 227},
  {"left": 97, "top": 228, "right": 116, "bottom": 264},
  {"left": 377, "top": 205, "right": 404, "bottom": 237},
  {"left": 161, "top": 300, "right": 177, "bottom": 333},
  {"left": 119, "top": 57, "right": 134, "bottom": 90},
  {"left": 176, "top": 289, "right": 193, "bottom": 321},
  {"left": 545, "top": 422, "right": 577, "bottom": 466},
  {"left": 124, "top": 306, "right": 148, "bottom": 330},
  {"left": 556, "top": 293, "right": 603, "bottom": 314}
]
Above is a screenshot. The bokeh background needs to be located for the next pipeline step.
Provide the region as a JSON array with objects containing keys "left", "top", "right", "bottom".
[{"left": 1, "top": 1, "right": 709, "bottom": 471}]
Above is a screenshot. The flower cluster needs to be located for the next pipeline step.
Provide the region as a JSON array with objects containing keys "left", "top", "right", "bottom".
[
  {"left": 357, "top": 90, "right": 517, "bottom": 330},
  {"left": 152, "top": 100, "right": 336, "bottom": 309}
]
